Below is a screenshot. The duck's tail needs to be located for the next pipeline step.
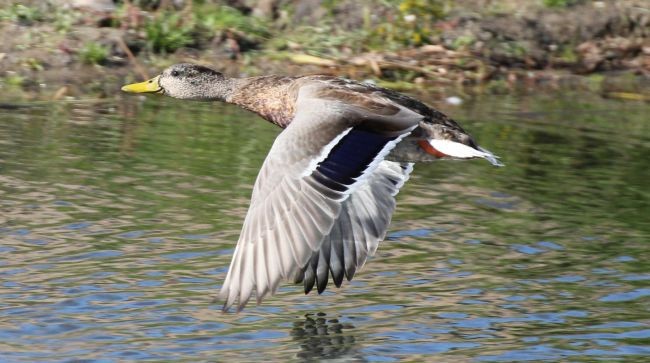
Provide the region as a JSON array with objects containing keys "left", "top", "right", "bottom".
[
  {"left": 386, "top": 121, "right": 503, "bottom": 166},
  {"left": 420, "top": 139, "right": 504, "bottom": 166},
  {"left": 414, "top": 121, "right": 504, "bottom": 166}
]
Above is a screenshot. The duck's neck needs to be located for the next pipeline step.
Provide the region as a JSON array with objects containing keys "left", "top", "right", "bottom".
[{"left": 223, "top": 76, "right": 298, "bottom": 128}]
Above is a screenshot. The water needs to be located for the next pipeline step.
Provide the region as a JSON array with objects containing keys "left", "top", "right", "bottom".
[{"left": 0, "top": 92, "right": 648, "bottom": 362}]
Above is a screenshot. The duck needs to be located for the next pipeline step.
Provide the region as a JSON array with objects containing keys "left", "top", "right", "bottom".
[{"left": 122, "top": 63, "right": 502, "bottom": 312}]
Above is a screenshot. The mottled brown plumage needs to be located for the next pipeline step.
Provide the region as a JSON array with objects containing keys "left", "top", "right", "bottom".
[
  {"left": 226, "top": 74, "right": 479, "bottom": 152},
  {"left": 227, "top": 75, "right": 299, "bottom": 127}
]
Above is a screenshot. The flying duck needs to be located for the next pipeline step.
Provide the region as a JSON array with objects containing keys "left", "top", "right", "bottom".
[{"left": 122, "top": 63, "right": 502, "bottom": 311}]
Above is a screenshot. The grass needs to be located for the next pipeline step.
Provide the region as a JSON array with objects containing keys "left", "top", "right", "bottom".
[
  {"left": 0, "top": 0, "right": 632, "bottom": 88},
  {"left": 197, "top": 4, "right": 270, "bottom": 40},
  {"left": 79, "top": 42, "right": 109, "bottom": 65},
  {"left": 52, "top": 8, "right": 80, "bottom": 34},
  {"left": 451, "top": 35, "right": 476, "bottom": 50},
  {"left": 266, "top": 0, "right": 447, "bottom": 56},
  {"left": 2, "top": 73, "right": 25, "bottom": 87},
  {"left": 0, "top": 4, "right": 43, "bottom": 25},
  {"left": 145, "top": 13, "right": 193, "bottom": 54},
  {"left": 0, "top": 1, "right": 446, "bottom": 58},
  {"left": 542, "top": 0, "right": 583, "bottom": 7}
]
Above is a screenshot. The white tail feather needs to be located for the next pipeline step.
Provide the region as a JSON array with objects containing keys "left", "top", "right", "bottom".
[{"left": 429, "top": 139, "right": 504, "bottom": 167}]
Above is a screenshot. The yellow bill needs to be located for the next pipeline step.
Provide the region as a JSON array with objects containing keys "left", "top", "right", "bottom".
[{"left": 121, "top": 75, "right": 162, "bottom": 93}]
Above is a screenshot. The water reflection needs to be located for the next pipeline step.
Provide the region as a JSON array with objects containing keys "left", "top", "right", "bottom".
[
  {"left": 0, "top": 93, "right": 648, "bottom": 361},
  {"left": 291, "top": 313, "right": 362, "bottom": 361}
]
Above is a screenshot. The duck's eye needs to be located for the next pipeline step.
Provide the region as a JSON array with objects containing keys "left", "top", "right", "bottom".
[{"left": 171, "top": 70, "right": 180, "bottom": 77}]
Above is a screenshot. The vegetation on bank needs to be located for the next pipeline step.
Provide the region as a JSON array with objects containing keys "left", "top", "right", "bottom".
[{"left": 0, "top": 0, "right": 647, "bottom": 98}]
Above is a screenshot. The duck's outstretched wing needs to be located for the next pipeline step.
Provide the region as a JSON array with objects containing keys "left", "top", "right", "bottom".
[
  {"left": 296, "top": 160, "right": 413, "bottom": 294},
  {"left": 219, "top": 86, "right": 423, "bottom": 311}
]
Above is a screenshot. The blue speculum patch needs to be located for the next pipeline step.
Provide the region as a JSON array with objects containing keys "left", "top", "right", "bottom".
[{"left": 315, "top": 128, "right": 396, "bottom": 189}]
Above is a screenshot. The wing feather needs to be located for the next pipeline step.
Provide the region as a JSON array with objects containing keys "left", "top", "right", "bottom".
[
  {"left": 299, "top": 160, "right": 414, "bottom": 294},
  {"left": 219, "top": 87, "right": 420, "bottom": 311}
]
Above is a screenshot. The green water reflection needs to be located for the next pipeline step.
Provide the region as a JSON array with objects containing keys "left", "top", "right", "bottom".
[{"left": 0, "top": 92, "right": 648, "bottom": 362}]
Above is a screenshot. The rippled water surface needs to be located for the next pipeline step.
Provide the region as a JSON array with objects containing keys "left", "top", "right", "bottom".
[{"left": 1, "top": 92, "right": 648, "bottom": 362}]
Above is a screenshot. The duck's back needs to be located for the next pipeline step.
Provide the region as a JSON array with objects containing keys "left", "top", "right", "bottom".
[
  {"left": 229, "top": 74, "right": 468, "bottom": 137},
  {"left": 295, "top": 76, "right": 468, "bottom": 132}
]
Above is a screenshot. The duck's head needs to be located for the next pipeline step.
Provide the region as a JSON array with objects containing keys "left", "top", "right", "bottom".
[{"left": 121, "top": 63, "right": 230, "bottom": 100}]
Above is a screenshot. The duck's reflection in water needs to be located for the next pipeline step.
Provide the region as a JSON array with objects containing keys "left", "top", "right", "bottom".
[{"left": 291, "top": 313, "right": 365, "bottom": 362}]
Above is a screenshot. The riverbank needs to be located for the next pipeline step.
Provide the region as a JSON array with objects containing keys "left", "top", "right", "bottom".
[{"left": 0, "top": 0, "right": 648, "bottom": 100}]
